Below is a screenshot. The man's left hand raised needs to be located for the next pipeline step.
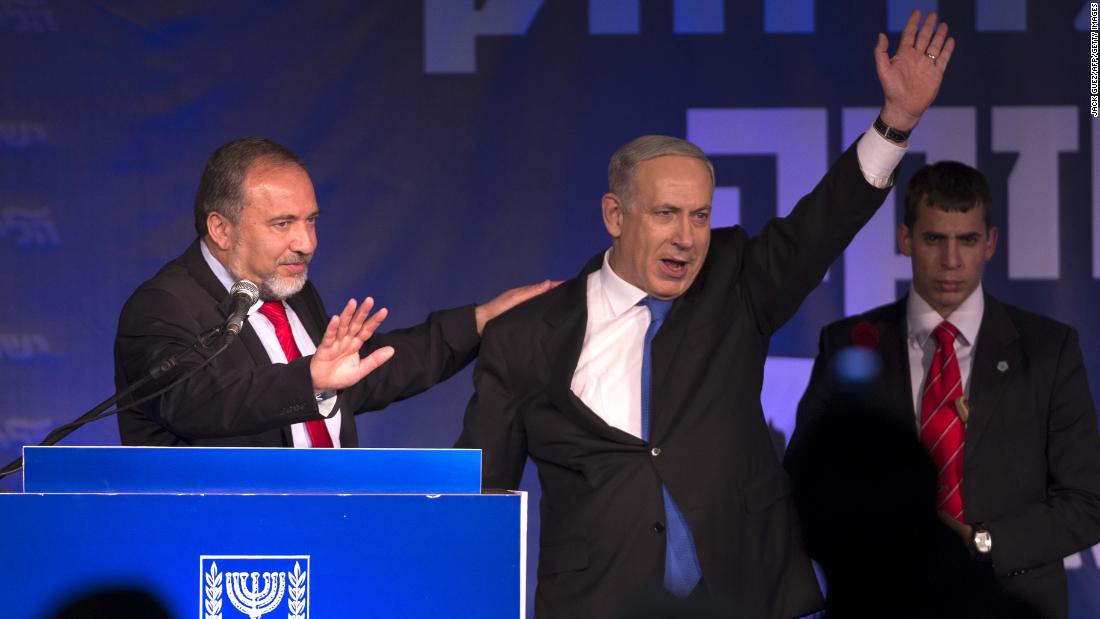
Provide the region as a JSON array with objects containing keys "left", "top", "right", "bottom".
[{"left": 875, "top": 10, "right": 956, "bottom": 132}]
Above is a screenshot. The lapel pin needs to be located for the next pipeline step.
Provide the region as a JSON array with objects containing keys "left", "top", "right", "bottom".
[
  {"left": 954, "top": 397, "right": 970, "bottom": 424},
  {"left": 996, "top": 361, "right": 1009, "bottom": 373}
]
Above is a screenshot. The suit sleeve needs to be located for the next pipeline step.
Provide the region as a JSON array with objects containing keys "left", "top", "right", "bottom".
[
  {"left": 337, "top": 304, "right": 480, "bottom": 413},
  {"left": 115, "top": 287, "right": 322, "bottom": 441},
  {"left": 743, "top": 140, "right": 892, "bottom": 335},
  {"left": 784, "top": 326, "right": 837, "bottom": 473},
  {"left": 454, "top": 320, "right": 527, "bottom": 490},
  {"left": 986, "top": 327, "right": 1100, "bottom": 574}
]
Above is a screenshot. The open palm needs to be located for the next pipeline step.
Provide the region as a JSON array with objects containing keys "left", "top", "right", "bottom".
[
  {"left": 310, "top": 297, "right": 394, "bottom": 392},
  {"left": 875, "top": 11, "right": 956, "bottom": 130}
]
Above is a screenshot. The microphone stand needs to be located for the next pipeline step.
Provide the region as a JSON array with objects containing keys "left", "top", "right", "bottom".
[{"left": 0, "top": 327, "right": 230, "bottom": 480}]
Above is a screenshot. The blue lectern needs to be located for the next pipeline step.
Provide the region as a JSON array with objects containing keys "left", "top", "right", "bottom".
[{"left": 1, "top": 446, "right": 525, "bottom": 618}]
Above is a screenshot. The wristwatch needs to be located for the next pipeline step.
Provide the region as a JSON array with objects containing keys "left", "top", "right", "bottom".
[
  {"left": 972, "top": 524, "right": 993, "bottom": 558},
  {"left": 872, "top": 115, "right": 911, "bottom": 145}
]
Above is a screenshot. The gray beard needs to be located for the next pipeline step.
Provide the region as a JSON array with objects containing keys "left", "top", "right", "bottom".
[
  {"left": 259, "top": 269, "right": 308, "bottom": 301},
  {"left": 224, "top": 255, "right": 308, "bottom": 301}
]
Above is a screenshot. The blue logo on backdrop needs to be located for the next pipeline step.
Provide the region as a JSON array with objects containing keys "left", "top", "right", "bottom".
[
  {"left": 0, "top": 0, "right": 57, "bottom": 34},
  {"left": 0, "top": 333, "right": 52, "bottom": 362},
  {"left": 0, "top": 416, "right": 50, "bottom": 448},
  {"left": 1, "top": 207, "right": 59, "bottom": 248},
  {"left": 685, "top": 105, "right": 1088, "bottom": 316},
  {"left": 422, "top": 0, "right": 1040, "bottom": 74},
  {"left": 200, "top": 556, "right": 310, "bottom": 619},
  {"left": 0, "top": 122, "right": 47, "bottom": 148}
]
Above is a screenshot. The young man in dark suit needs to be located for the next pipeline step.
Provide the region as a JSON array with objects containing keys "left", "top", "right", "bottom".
[
  {"left": 457, "top": 11, "right": 956, "bottom": 618},
  {"left": 789, "top": 161, "right": 1100, "bottom": 619}
]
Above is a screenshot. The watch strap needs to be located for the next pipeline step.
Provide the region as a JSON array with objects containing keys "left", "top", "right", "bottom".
[{"left": 873, "top": 116, "right": 911, "bottom": 144}]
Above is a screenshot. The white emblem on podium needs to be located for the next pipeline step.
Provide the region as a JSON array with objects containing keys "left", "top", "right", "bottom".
[{"left": 200, "top": 555, "right": 309, "bottom": 619}]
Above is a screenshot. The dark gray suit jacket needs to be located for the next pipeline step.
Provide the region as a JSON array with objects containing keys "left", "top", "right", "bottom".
[
  {"left": 457, "top": 143, "right": 892, "bottom": 618},
  {"left": 115, "top": 240, "right": 480, "bottom": 447}
]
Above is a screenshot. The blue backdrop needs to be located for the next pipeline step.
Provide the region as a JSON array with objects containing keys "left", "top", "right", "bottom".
[{"left": 2, "top": 1, "right": 1098, "bottom": 615}]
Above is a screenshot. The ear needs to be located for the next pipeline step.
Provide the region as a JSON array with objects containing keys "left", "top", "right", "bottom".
[
  {"left": 897, "top": 222, "right": 913, "bottom": 257},
  {"left": 602, "top": 193, "right": 625, "bottom": 239},
  {"left": 984, "top": 226, "right": 999, "bottom": 261},
  {"left": 205, "top": 212, "right": 234, "bottom": 251}
]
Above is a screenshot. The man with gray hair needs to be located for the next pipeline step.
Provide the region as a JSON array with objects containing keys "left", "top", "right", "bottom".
[
  {"left": 116, "top": 136, "right": 550, "bottom": 447},
  {"left": 457, "top": 11, "right": 956, "bottom": 617}
]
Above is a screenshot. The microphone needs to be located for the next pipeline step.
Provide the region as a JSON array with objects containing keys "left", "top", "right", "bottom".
[{"left": 225, "top": 280, "right": 260, "bottom": 336}]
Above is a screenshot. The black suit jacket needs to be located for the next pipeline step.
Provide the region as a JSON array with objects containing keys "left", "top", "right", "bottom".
[
  {"left": 790, "top": 293, "right": 1100, "bottom": 619},
  {"left": 115, "top": 240, "right": 480, "bottom": 447},
  {"left": 456, "top": 143, "right": 891, "bottom": 618}
]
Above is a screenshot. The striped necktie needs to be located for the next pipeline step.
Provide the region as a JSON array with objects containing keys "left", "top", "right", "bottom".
[
  {"left": 920, "top": 320, "right": 965, "bottom": 521},
  {"left": 258, "top": 301, "right": 334, "bottom": 448}
]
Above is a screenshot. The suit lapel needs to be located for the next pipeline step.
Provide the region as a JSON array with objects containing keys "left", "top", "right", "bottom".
[
  {"left": 965, "top": 294, "right": 1020, "bottom": 458},
  {"left": 180, "top": 240, "right": 230, "bottom": 308},
  {"left": 882, "top": 298, "right": 918, "bottom": 431},
  {"left": 181, "top": 240, "right": 297, "bottom": 447},
  {"left": 180, "top": 241, "right": 273, "bottom": 369},
  {"left": 647, "top": 271, "right": 708, "bottom": 441},
  {"left": 543, "top": 254, "right": 644, "bottom": 445},
  {"left": 286, "top": 287, "right": 325, "bottom": 345}
]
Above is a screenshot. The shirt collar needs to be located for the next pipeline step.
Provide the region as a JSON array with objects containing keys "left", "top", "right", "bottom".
[
  {"left": 200, "top": 239, "right": 266, "bottom": 315},
  {"left": 599, "top": 248, "right": 648, "bottom": 317},
  {"left": 906, "top": 283, "right": 984, "bottom": 348}
]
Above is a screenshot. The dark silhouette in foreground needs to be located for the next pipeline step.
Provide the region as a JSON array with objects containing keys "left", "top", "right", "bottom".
[{"left": 786, "top": 403, "right": 1040, "bottom": 618}]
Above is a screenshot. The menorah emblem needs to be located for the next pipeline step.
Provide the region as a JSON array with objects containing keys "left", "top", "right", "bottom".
[
  {"left": 201, "top": 555, "right": 308, "bottom": 619},
  {"left": 225, "top": 571, "right": 286, "bottom": 619}
]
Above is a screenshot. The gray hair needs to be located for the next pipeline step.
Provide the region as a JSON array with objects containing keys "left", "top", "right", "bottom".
[
  {"left": 193, "top": 137, "right": 306, "bottom": 237},
  {"left": 607, "top": 135, "right": 715, "bottom": 209}
]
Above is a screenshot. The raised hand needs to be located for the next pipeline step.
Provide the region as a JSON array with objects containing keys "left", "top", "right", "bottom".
[
  {"left": 310, "top": 297, "right": 394, "bottom": 392},
  {"left": 874, "top": 10, "right": 956, "bottom": 131}
]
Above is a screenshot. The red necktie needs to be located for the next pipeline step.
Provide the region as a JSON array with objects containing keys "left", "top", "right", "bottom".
[
  {"left": 920, "top": 321, "right": 965, "bottom": 522},
  {"left": 257, "top": 301, "right": 334, "bottom": 448}
]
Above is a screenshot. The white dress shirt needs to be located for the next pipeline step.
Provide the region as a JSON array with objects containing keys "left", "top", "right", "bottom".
[
  {"left": 906, "top": 284, "right": 985, "bottom": 423},
  {"left": 571, "top": 250, "right": 650, "bottom": 438},
  {"left": 200, "top": 240, "right": 340, "bottom": 447},
  {"left": 571, "top": 126, "right": 907, "bottom": 435}
]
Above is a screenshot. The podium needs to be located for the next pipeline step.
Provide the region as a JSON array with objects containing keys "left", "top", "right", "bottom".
[{"left": 2, "top": 446, "right": 526, "bottom": 618}]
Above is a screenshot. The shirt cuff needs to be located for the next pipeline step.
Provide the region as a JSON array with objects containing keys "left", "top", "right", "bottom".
[
  {"left": 856, "top": 125, "right": 907, "bottom": 189},
  {"left": 316, "top": 391, "right": 338, "bottom": 418}
]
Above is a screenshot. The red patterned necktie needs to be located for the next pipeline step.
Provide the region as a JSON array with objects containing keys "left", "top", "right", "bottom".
[
  {"left": 920, "top": 321, "right": 965, "bottom": 521},
  {"left": 257, "top": 301, "right": 334, "bottom": 448}
]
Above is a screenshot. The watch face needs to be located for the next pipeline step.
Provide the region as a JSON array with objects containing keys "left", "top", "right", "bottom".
[{"left": 975, "top": 530, "right": 992, "bottom": 553}]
